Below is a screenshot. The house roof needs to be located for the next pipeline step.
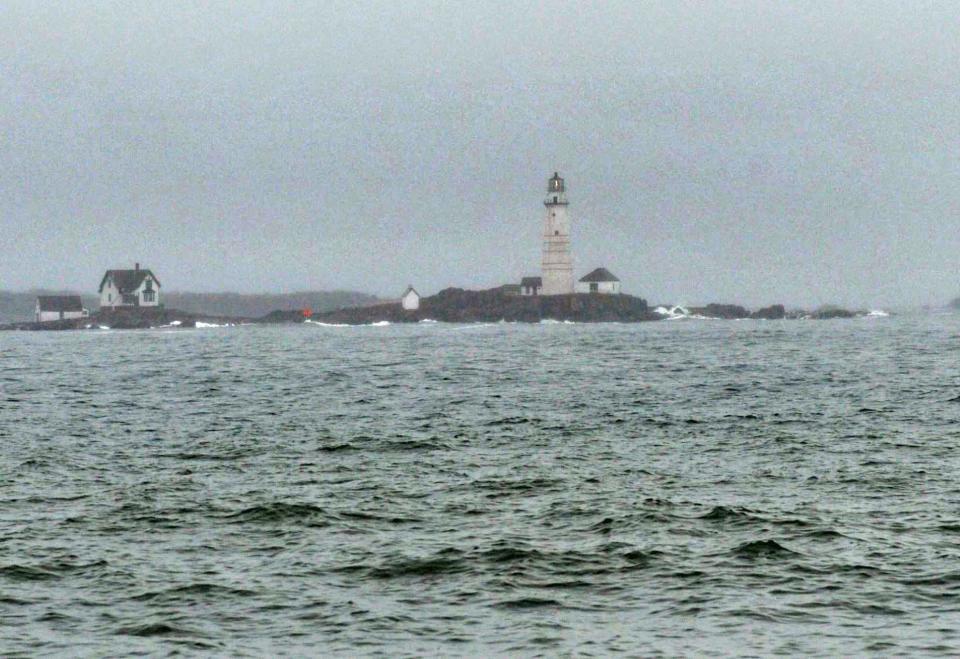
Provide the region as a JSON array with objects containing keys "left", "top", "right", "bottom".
[
  {"left": 579, "top": 267, "right": 620, "bottom": 283},
  {"left": 98, "top": 268, "right": 160, "bottom": 294},
  {"left": 521, "top": 276, "right": 543, "bottom": 287},
  {"left": 37, "top": 295, "right": 83, "bottom": 312},
  {"left": 402, "top": 285, "right": 420, "bottom": 297}
]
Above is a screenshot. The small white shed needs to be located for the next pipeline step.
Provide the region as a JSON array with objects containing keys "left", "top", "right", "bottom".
[
  {"left": 401, "top": 286, "right": 420, "bottom": 311},
  {"left": 576, "top": 268, "right": 622, "bottom": 295},
  {"left": 36, "top": 296, "right": 87, "bottom": 322}
]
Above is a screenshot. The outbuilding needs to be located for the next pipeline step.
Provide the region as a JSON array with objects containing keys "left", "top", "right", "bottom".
[
  {"left": 401, "top": 286, "right": 421, "bottom": 311},
  {"left": 576, "top": 268, "right": 621, "bottom": 295},
  {"left": 35, "top": 295, "right": 87, "bottom": 323},
  {"left": 520, "top": 276, "right": 542, "bottom": 296}
]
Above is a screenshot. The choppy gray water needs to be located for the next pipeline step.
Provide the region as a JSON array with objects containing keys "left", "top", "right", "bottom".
[{"left": 2, "top": 316, "right": 960, "bottom": 656}]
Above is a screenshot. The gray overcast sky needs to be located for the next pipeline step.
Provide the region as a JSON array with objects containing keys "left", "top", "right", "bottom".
[{"left": 2, "top": 1, "right": 958, "bottom": 307}]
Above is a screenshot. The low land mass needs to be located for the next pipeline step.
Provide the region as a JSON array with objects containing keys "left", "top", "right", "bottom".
[
  {"left": 306, "top": 288, "right": 660, "bottom": 324},
  {"left": 0, "top": 290, "right": 382, "bottom": 325},
  {"left": 0, "top": 286, "right": 882, "bottom": 331}
]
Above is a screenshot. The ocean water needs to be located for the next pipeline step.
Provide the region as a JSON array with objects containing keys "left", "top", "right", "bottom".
[{"left": 2, "top": 315, "right": 960, "bottom": 656}]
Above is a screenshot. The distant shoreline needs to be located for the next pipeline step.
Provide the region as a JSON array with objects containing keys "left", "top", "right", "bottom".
[{"left": 0, "top": 287, "right": 890, "bottom": 331}]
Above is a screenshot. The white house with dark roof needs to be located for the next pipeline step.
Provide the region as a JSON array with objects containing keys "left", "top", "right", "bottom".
[
  {"left": 577, "top": 268, "right": 621, "bottom": 295},
  {"left": 401, "top": 285, "right": 420, "bottom": 311},
  {"left": 35, "top": 295, "right": 87, "bottom": 322},
  {"left": 98, "top": 264, "right": 161, "bottom": 309}
]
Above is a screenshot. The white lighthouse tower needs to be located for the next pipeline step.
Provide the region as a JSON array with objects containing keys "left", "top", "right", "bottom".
[{"left": 541, "top": 172, "right": 574, "bottom": 295}]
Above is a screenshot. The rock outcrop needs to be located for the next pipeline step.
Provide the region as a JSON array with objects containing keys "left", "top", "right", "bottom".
[
  {"left": 808, "top": 306, "right": 858, "bottom": 320},
  {"left": 0, "top": 307, "right": 247, "bottom": 331},
  {"left": 689, "top": 304, "right": 752, "bottom": 319},
  {"left": 310, "top": 288, "right": 659, "bottom": 324},
  {"left": 0, "top": 294, "right": 883, "bottom": 330},
  {"left": 751, "top": 304, "right": 786, "bottom": 320}
]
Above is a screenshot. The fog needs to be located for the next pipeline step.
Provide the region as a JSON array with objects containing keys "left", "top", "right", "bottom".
[{"left": 2, "top": 1, "right": 958, "bottom": 307}]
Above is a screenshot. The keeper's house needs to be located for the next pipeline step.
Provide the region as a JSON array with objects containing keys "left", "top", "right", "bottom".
[
  {"left": 35, "top": 295, "right": 88, "bottom": 323},
  {"left": 576, "top": 268, "right": 621, "bottom": 295},
  {"left": 98, "top": 264, "right": 161, "bottom": 309}
]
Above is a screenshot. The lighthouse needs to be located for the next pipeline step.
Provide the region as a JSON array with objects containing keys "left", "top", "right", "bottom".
[{"left": 541, "top": 172, "right": 574, "bottom": 295}]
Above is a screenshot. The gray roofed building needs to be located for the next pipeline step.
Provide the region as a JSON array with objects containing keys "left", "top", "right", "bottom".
[
  {"left": 98, "top": 264, "right": 162, "bottom": 309},
  {"left": 578, "top": 268, "right": 620, "bottom": 283},
  {"left": 520, "top": 276, "right": 543, "bottom": 297},
  {"left": 35, "top": 295, "right": 87, "bottom": 322},
  {"left": 576, "top": 268, "right": 622, "bottom": 295},
  {"left": 37, "top": 295, "right": 84, "bottom": 312},
  {"left": 98, "top": 268, "right": 160, "bottom": 294}
]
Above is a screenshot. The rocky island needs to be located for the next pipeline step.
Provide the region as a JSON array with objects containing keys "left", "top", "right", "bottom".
[
  {"left": 0, "top": 287, "right": 881, "bottom": 331},
  {"left": 0, "top": 306, "right": 249, "bottom": 331},
  {"left": 303, "top": 287, "right": 660, "bottom": 324},
  {"left": 268, "top": 289, "right": 875, "bottom": 325}
]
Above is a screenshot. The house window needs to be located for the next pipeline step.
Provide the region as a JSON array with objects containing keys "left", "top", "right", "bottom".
[
  {"left": 590, "top": 283, "right": 599, "bottom": 293},
  {"left": 553, "top": 195, "right": 558, "bottom": 203},
  {"left": 122, "top": 294, "right": 137, "bottom": 304},
  {"left": 143, "top": 290, "right": 155, "bottom": 303}
]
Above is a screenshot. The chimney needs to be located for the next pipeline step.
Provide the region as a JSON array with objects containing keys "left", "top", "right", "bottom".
[{"left": 135, "top": 262, "right": 140, "bottom": 271}]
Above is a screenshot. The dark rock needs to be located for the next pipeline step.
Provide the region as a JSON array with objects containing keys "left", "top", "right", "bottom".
[
  {"left": 256, "top": 309, "right": 307, "bottom": 324},
  {"left": 809, "top": 306, "right": 858, "bottom": 320},
  {"left": 308, "top": 288, "right": 660, "bottom": 325},
  {"left": 690, "top": 304, "right": 751, "bottom": 319},
  {"left": 751, "top": 304, "right": 786, "bottom": 320},
  {"left": 0, "top": 307, "right": 248, "bottom": 331}
]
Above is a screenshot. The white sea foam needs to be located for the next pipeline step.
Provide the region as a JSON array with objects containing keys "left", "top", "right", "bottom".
[
  {"left": 305, "top": 319, "right": 393, "bottom": 327},
  {"left": 305, "top": 319, "right": 349, "bottom": 327},
  {"left": 419, "top": 319, "right": 438, "bottom": 324},
  {"left": 540, "top": 319, "right": 576, "bottom": 325},
  {"left": 195, "top": 321, "right": 229, "bottom": 328},
  {"left": 450, "top": 323, "right": 496, "bottom": 330},
  {"left": 867, "top": 309, "right": 890, "bottom": 318},
  {"left": 654, "top": 305, "right": 710, "bottom": 321}
]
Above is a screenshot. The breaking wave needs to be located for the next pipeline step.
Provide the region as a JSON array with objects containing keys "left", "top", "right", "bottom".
[
  {"left": 305, "top": 319, "right": 349, "bottom": 327},
  {"left": 653, "top": 305, "right": 710, "bottom": 320}
]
